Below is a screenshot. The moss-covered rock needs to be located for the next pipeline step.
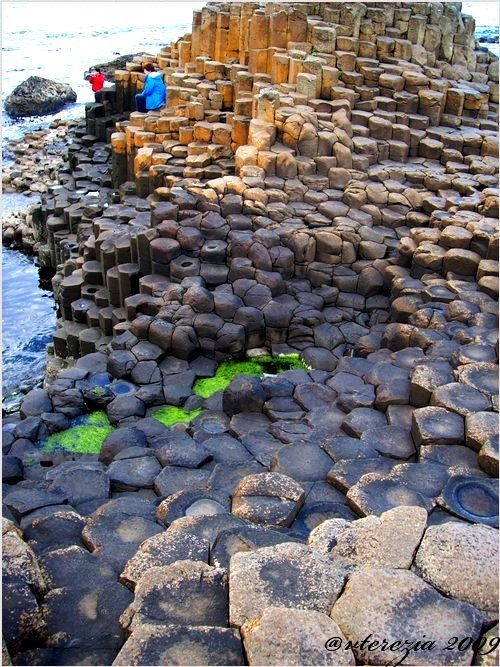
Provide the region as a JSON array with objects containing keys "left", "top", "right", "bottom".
[
  {"left": 193, "top": 360, "right": 263, "bottom": 399},
  {"left": 41, "top": 412, "right": 114, "bottom": 455},
  {"left": 193, "top": 354, "right": 307, "bottom": 399},
  {"left": 37, "top": 356, "right": 307, "bottom": 447},
  {"left": 152, "top": 406, "right": 203, "bottom": 428}
]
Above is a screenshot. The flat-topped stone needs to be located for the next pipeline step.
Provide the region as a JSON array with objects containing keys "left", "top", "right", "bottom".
[
  {"left": 231, "top": 472, "right": 305, "bottom": 528},
  {"left": 121, "top": 561, "right": 228, "bottom": 631},
  {"left": 40, "top": 581, "right": 132, "bottom": 650},
  {"left": 308, "top": 505, "right": 427, "bottom": 572},
  {"left": 229, "top": 542, "right": 346, "bottom": 628},
  {"left": 241, "top": 607, "right": 355, "bottom": 666},
  {"left": 120, "top": 530, "right": 210, "bottom": 590},
  {"left": 411, "top": 406, "right": 465, "bottom": 446},
  {"left": 414, "top": 522, "right": 499, "bottom": 613},
  {"left": 113, "top": 625, "right": 245, "bottom": 666},
  {"left": 271, "top": 443, "right": 333, "bottom": 481},
  {"left": 210, "top": 524, "right": 303, "bottom": 569},
  {"left": 331, "top": 568, "right": 483, "bottom": 666},
  {"left": 346, "top": 472, "right": 435, "bottom": 516}
]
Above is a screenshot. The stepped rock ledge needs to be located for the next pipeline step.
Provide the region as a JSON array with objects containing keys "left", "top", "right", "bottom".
[{"left": 2, "top": 2, "right": 499, "bottom": 666}]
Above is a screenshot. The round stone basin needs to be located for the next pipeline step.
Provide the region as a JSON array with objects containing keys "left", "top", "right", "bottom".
[
  {"left": 441, "top": 476, "right": 499, "bottom": 527},
  {"left": 88, "top": 373, "right": 111, "bottom": 388},
  {"left": 199, "top": 418, "right": 225, "bottom": 434},
  {"left": 185, "top": 498, "right": 227, "bottom": 517},
  {"left": 110, "top": 380, "right": 136, "bottom": 397}
]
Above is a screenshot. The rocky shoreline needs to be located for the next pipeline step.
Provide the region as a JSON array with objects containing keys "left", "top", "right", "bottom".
[
  {"left": 2, "top": 2, "right": 499, "bottom": 666},
  {"left": 2, "top": 120, "right": 80, "bottom": 254}
]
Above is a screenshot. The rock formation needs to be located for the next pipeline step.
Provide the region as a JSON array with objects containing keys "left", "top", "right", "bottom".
[
  {"left": 4, "top": 76, "right": 77, "bottom": 118},
  {"left": 2, "top": 2, "right": 499, "bottom": 665}
]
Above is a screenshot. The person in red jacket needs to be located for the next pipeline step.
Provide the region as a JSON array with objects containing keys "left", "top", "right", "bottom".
[{"left": 86, "top": 68, "right": 105, "bottom": 99}]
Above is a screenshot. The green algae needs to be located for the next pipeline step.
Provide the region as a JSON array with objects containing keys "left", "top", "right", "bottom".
[
  {"left": 42, "top": 411, "right": 114, "bottom": 455},
  {"left": 193, "top": 359, "right": 263, "bottom": 398},
  {"left": 152, "top": 405, "right": 202, "bottom": 427},
  {"left": 89, "top": 386, "right": 106, "bottom": 397},
  {"left": 38, "top": 355, "right": 308, "bottom": 446},
  {"left": 193, "top": 354, "right": 307, "bottom": 398},
  {"left": 256, "top": 353, "right": 309, "bottom": 373},
  {"left": 152, "top": 355, "right": 306, "bottom": 426}
]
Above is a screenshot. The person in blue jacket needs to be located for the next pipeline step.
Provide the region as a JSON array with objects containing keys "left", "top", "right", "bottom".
[{"left": 135, "top": 62, "right": 166, "bottom": 112}]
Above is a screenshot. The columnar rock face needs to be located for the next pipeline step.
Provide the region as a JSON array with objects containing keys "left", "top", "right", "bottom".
[{"left": 2, "top": 2, "right": 499, "bottom": 665}]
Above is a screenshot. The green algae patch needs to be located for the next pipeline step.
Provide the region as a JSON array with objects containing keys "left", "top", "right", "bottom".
[
  {"left": 193, "top": 359, "right": 263, "bottom": 398},
  {"left": 42, "top": 411, "right": 114, "bottom": 455},
  {"left": 193, "top": 354, "right": 308, "bottom": 399},
  {"left": 151, "top": 355, "right": 307, "bottom": 428},
  {"left": 152, "top": 405, "right": 202, "bottom": 427},
  {"left": 256, "top": 353, "right": 308, "bottom": 373}
]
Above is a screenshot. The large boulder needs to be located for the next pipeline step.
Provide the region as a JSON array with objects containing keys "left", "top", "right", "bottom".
[{"left": 5, "top": 76, "right": 77, "bottom": 117}]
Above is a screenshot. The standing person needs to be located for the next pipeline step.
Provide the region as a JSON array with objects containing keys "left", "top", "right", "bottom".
[
  {"left": 86, "top": 67, "right": 105, "bottom": 99},
  {"left": 135, "top": 62, "right": 166, "bottom": 113}
]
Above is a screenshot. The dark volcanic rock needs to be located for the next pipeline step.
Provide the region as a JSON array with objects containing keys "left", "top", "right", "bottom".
[
  {"left": 2, "top": 456, "right": 24, "bottom": 484},
  {"left": 113, "top": 625, "right": 244, "bottom": 666},
  {"left": 12, "top": 648, "right": 118, "bottom": 666},
  {"left": 223, "top": 376, "right": 266, "bottom": 416},
  {"left": 99, "top": 427, "right": 148, "bottom": 464},
  {"left": 3, "top": 576, "right": 47, "bottom": 654},
  {"left": 40, "top": 582, "right": 132, "bottom": 649},
  {"left": 81, "top": 497, "right": 163, "bottom": 571},
  {"left": 120, "top": 531, "right": 210, "bottom": 590},
  {"left": 91, "top": 53, "right": 152, "bottom": 80},
  {"left": 121, "top": 561, "right": 228, "bottom": 631},
  {"left": 38, "top": 545, "right": 116, "bottom": 590},
  {"left": 4, "top": 488, "right": 68, "bottom": 521},
  {"left": 108, "top": 456, "right": 162, "bottom": 490},
  {"left": 48, "top": 462, "right": 109, "bottom": 506},
  {"left": 23, "top": 509, "right": 86, "bottom": 555},
  {"left": 5, "top": 76, "right": 77, "bottom": 117},
  {"left": 210, "top": 524, "right": 303, "bottom": 569}
]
